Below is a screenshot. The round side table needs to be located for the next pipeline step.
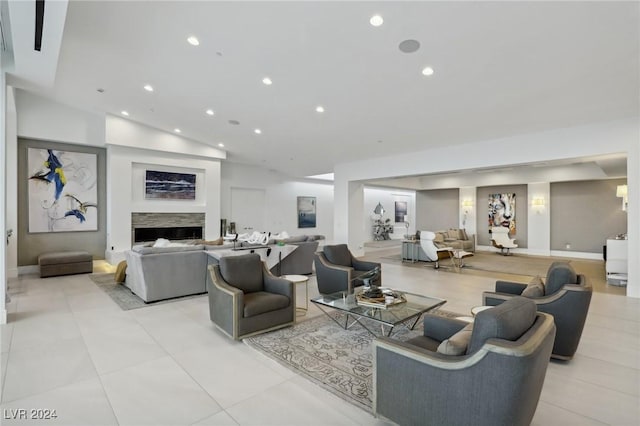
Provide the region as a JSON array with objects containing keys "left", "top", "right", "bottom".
[{"left": 282, "top": 274, "right": 310, "bottom": 316}]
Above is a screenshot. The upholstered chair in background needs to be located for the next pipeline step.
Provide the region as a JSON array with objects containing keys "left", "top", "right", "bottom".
[
  {"left": 314, "top": 244, "right": 381, "bottom": 294},
  {"left": 207, "top": 253, "right": 295, "bottom": 340},
  {"left": 373, "top": 297, "right": 556, "bottom": 426},
  {"left": 483, "top": 261, "right": 591, "bottom": 360}
]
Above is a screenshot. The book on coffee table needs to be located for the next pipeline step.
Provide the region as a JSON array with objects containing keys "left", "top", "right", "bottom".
[{"left": 356, "top": 292, "right": 407, "bottom": 309}]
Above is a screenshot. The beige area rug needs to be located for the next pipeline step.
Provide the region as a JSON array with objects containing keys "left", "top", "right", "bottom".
[
  {"left": 89, "top": 273, "right": 206, "bottom": 310},
  {"left": 377, "top": 250, "right": 571, "bottom": 277},
  {"left": 245, "top": 308, "right": 460, "bottom": 412}
]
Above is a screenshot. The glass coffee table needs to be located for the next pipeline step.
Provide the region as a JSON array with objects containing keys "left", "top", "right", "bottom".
[{"left": 311, "top": 290, "right": 446, "bottom": 337}]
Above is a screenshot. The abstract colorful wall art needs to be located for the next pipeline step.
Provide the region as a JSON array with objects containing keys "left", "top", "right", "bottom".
[
  {"left": 28, "top": 148, "right": 98, "bottom": 232},
  {"left": 488, "top": 193, "right": 516, "bottom": 233}
]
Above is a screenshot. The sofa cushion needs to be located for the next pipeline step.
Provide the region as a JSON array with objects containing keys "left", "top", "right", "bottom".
[
  {"left": 545, "top": 262, "right": 577, "bottom": 295},
  {"left": 38, "top": 251, "right": 92, "bottom": 265},
  {"left": 219, "top": 254, "right": 264, "bottom": 293},
  {"left": 437, "top": 323, "right": 474, "bottom": 355},
  {"left": 323, "top": 244, "right": 352, "bottom": 267},
  {"left": 461, "top": 228, "right": 469, "bottom": 241},
  {"left": 456, "top": 229, "right": 465, "bottom": 240},
  {"left": 132, "top": 245, "right": 204, "bottom": 254},
  {"left": 243, "top": 291, "right": 290, "bottom": 317},
  {"left": 433, "top": 232, "right": 445, "bottom": 243},
  {"left": 447, "top": 229, "right": 458, "bottom": 239},
  {"left": 468, "top": 297, "right": 536, "bottom": 354},
  {"left": 283, "top": 235, "right": 308, "bottom": 244},
  {"left": 522, "top": 276, "right": 545, "bottom": 298}
]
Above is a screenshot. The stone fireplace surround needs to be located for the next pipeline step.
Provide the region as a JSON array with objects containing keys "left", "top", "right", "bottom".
[{"left": 131, "top": 213, "right": 206, "bottom": 243}]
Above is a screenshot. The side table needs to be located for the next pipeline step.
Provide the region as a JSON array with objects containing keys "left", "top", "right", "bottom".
[
  {"left": 282, "top": 274, "right": 310, "bottom": 316},
  {"left": 402, "top": 240, "right": 420, "bottom": 263}
]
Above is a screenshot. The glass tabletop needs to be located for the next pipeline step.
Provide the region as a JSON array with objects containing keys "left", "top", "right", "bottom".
[{"left": 311, "top": 289, "right": 446, "bottom": 327}]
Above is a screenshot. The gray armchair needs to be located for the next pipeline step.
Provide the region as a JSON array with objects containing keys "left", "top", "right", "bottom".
[
  {"left": 374, "top": 297, "right": 556, "bottom": 426},
  {"left": 483, "top": 261, "right": 592, "bottom": 360},
  {"left": 314, "top": 244, "right": 381, "bottom": 294},
  {"left": 207, "top": 253, "right": 295, "bottom": 340}
]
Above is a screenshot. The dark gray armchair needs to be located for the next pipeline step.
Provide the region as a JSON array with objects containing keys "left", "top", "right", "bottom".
[
  {"left": 374, "top": 297, "right": 556, "bottom": 426},
  {"left": 207, "top": 253, "right": 295, "bottom": 340},
  {"left": 314, "top": 244, "right": 381, "bottom": 294},
  {"left": 483, "top": 261, "right": 591, "bottom": 360}
]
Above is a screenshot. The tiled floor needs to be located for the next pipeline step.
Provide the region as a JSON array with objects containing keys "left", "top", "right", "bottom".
[{"left": 1, "top": 260, "right": 639, "bottom": 425}]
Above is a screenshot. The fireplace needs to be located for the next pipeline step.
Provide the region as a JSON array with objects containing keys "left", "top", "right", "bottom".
[
  {"left": 131, "top": 212, "right": 206, "bottom": 244},
  {"left": 134, "top": 226, "right": 203, "bottom": 243}
]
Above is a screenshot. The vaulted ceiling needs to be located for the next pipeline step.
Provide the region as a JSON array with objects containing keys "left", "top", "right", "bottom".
[{"left": 7, "top": 1, "right": 639, "bottom": 178}]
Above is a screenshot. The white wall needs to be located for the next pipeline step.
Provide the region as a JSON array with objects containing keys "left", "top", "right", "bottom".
[
  {"left": 527, "top": 182, "right": 551, "bottom": 256},
  {"left": 221, "top": 163, "right": 334, "bottom": 241},
  {"left": 364, "top": 187, "right": 416, "bottom": 241},
  {"left": 1, "top": 72, "right": 7, "bottom": 324},
  {"left": 459, "top": 187, "right": 477, "bottom": 237},
  {"left": 334, "top": 118, "right": 640, "bottom": 297},
  {"left": 106, "top": 145, "right": 221, "bottom": 263},
  {"left": 15, "top": 90, "right": 105, "bottom": 146},
  {"left": 5, "top": 87, "right": 18, "bottom": 278}
]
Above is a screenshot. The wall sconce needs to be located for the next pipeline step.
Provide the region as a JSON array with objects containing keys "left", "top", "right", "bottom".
[
  {"left": 373, "top": 202, "right": 385, "bottom": 216},
  {"left": 461, "top": 200, "right": 473, "bottom": 226},
  {"left": 532, "top": 197, "right": 545, "bottom": 214},
  {"left": 616, "top": 185, "right": 628, "bottom": 211}
]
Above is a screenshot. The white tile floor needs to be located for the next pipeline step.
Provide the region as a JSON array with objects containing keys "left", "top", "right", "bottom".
[{"left": 1, "top": 263, "right": 639, "bottom": 425}]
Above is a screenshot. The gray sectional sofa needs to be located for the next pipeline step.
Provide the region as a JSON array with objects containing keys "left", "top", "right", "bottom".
[{"left": 124, "top": 235, "right": 323, "bottom": 303}]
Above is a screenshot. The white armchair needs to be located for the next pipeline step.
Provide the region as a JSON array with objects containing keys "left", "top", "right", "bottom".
[
  {"left": 418, "top": 231, "right": 455, "bottom": 269},
  {"left": 491, "top": 226, "right": 518, "bottom": 255}
]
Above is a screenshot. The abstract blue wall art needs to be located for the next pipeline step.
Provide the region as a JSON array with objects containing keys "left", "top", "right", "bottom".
[
  {"left": 145, "top": 170, "right": 196, "bottom": 200},
  {"left": 28, "top": 148, "right": 98, "bottom": 232},
  {"left": 297, "top": 196, "right": 316, "bottom": 228}
]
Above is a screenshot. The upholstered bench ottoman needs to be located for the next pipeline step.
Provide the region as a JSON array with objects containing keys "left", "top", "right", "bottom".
[{"left": 38, "top": 251, "right": 93, "bottom": 278}]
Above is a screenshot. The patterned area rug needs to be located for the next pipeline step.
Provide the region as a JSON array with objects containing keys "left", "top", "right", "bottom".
[
  {"left": 89, "top": 273, "right": 206, "bottom": 310},
  {"left": 245, "top": 308, "right": 460, "bottom": 412}
]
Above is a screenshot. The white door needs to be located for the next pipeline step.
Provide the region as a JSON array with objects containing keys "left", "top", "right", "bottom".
[{"left": 230, "top": 188, "right": 266, "bottom": 234}]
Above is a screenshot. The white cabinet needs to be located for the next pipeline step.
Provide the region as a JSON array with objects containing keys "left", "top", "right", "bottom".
[{"left": 606, "top": 239, "right": 627, "bottom": 286}]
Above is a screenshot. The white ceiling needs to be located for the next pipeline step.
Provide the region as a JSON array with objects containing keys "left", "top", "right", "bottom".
[{"left": 8, "top": 1, "right": 640, "bottom": 178}]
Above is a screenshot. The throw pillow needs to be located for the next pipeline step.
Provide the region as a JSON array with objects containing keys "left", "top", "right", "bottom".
[
  {"left": 437, "top": 323, "right": 474, "bottom": 356},
  {"left": 522, "top": 276, "right": 545, "bottom": 298},
  {"left": 434, "top": 232, "right": 445, "bottom": 243},
  {"left": 461, "top": 228, "right": 469, "bottom": 241},
  {"left": 447, "top": 229, "right": 458, "bottom": 239},
  {"left": 457, "top": 229, "right": 465, "bottom": 240}
]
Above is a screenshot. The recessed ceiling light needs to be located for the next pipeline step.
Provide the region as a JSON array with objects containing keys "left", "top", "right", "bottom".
[
  {"left": 218, "top": 143, "right": 225, "bottom": 147},
  {"left": 254, "top": 129, "right": 262, "bottom": 134},
  {"left": 96, "top": 88, "right": 105, "bottom": 93},
  {"left": 144, "top": 84, "right": 154, "bottom": 92},
  {"left": 315, "top": 106, "right": 325, "bottom": 113},
  {"left": 206, "top": 109, "right": 214, "bottom": 116},
  {"left": 370, "top": 15, "right": 384, "bottom": 27},
  {"left": 262, "top": 77, "right": 273, "bottom": 85},
  {"left": 121, "top": 110, "right": 129, "bottom": 116},
  {"left": 174, "top": 128, "right": 181, "bottom": 133},
  {"left": 187, "top": 36, "right": 200, "bottom": 46},
  {"left": 228, "top": 120, "right": 240, "bottom": 125},
  {"left": 421, "top": 67, "right": 434, "bottom": 76}
]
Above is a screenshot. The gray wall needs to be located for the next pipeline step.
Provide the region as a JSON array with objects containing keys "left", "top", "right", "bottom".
[
  {"left": 415, "top": 188, "right": 459, "bottom": 231},
  {"left": 18, "top": 138, "right": 107, "bottom": 265},
  {"left": 551, "top": 179, "right": 627, "bottom": 253},
  {"left": 476, "top": 185, "right": 528, "bottom": 247}
]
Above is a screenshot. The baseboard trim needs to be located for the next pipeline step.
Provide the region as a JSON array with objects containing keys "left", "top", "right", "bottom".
[
  {"left": 550, "top": 250, "right": 603, "bottom": 260},
  {"left": 18, "top": 265, "right": 39, "bottom": 275},
  {"left": 0, "top": 308, "right": 7, "bottom": 324}
]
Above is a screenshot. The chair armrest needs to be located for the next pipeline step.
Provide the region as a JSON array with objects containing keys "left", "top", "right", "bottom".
[
  {"left": 423, "top": 314, "right": 469, "bottom": 341},
  {"left": 351, "top": 258, "right": 380, "bottom": 271},
  {"left": 495, "top": 280, "right": 527, "bottom": 294},
  {"left": 482, "top": 291, "right": 516, "bottom": 306},
  {"left": 263, "top": 268, "right": 294, "bottom": 298},
  {"left": 207, "top": 265, "right": 243, "bottom": 338}
]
